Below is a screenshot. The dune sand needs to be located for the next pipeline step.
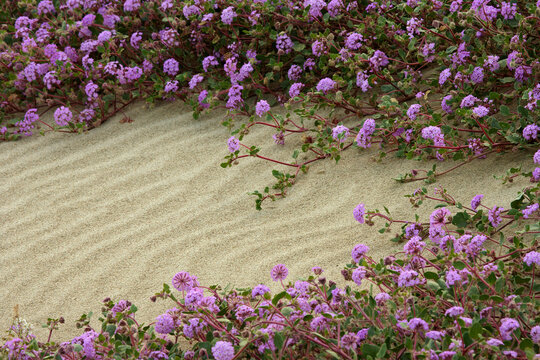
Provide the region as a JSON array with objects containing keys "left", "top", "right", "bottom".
[{"left": 0, "top": 101, "right": 533, "bottom": 341}]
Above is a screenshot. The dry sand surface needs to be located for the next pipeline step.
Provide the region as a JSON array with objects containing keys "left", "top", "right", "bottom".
[{"left": 0, "top": 101, "right": 534, "bottom": 341}]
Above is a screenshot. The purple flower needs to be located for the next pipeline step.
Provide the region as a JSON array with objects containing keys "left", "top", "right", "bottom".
[
  {"left": 445, "top": 306, "right": 464, "bottom": 317},
  {"left": 252, "top": 284, "right": 270, "bottom": 298},
  {"left": 484, "top": 55, "right": 500, "bottom": 71},
  {"left": 111, "top": 299, "right": 130, "bottom": 316},
  {"left": 356, "top": 118, "right": 376, "bottom": 148},
  {"left": 273, "top": 132, "right": 285, "bottom": 145},
  {"left": 289, "top": 83, "right": 304, "bottom": 98},
  {"left": 123, "top": 0, "right": 141, "bottom": 12},
  {"left": 97, "top": 30, "right": 112, "bottom": 43},
  {"left": 212, "top": 341, "right": 235, "bottom": 360},
  {"left": 488, "top": 206, "right": 503, "bottom": 227},
  {"left": 351, "top": 243, "right": 369, "bottom": 263},
  {"left": 226, "top": 85, "right": 244, "bottom": 109},
  {"left": 38, "top": 0, "right": 55, "bottom": 14},
  {"left": 172, "top": 271, "right": 193, "bottom": 292},
  {"left": 472, "top": 105, "right": 489, "bottom": 117},
  {"left": 374, "top": 292, "right": 390, "bottom": 305},
  {"left": 221, "top": 6, "right": 236, "bottom": 25},
  {"left": 345, "top": 33, "right": 363, "bottom": 50},
  {"left": 471, "top": 194, "right": 484, "bottom": 210},
  {"left": 486, "top": 338, "right": 504, "bottom": 346},
  {"left": 357, "top": 328, "right": 369, "bottom": 341},
  {"left": 340, "top": 333, "right": 358, "bottom": 350},
  {"left": 353, "top": 204, "right": 365, "bottom": 224},
  {"left": 270, "top": 264, "right": 288, "bottom": 281},
  {"left": 522, "top": 203, "right": 539, "bottom": 219},
  {"left": 332, "top": 125, "right": 349, "bottom": 143},
  {"left": 155, "top": 313, "right": 175, "bottom": 334},
  {"left": 408, "top": 318, "right": 428, "bottom": 332},
  {"left": 534, "top": 149, "right": 540, "bottom": 165},
  {"left": 470, "top": 67, "right": 484, "bottom": 84},
  {"left": 501, "top": 2, "right": 517, "bottom": 19},
  {"left": 54, "top": 106, "right": 72, "bottom": 126},
  {"left": 163, "top": 58, "right": 179, "bottom": 76},
  {"left": 327, "top": 0, "right": 344, "bottom": 16},
  {"left": 531, "top": 325, "right": 540, "bottom": 344},
  {"left": 189, "top": 74, "right": 204, "bottom": 89},
  {"left": 403, "top": 236, "right": 425, "bottom": 255},
  {"left": 441, "top": 95, "right": 453, "bottom": 113},
  {"left": 311, "top": 40, "right": 327, "bottom": 57},
  {"left": 352, "top": 266, "right": 366, "bottom": 286},
  {"left": 255, "top": 100, "right": 270, "bottom": 117},
  {"left": 183, "top": 4, "right": 201, "bottom": 18},
  {"left": 398, "top": 270, "right": 423, "bottom": 287},
  {"left": 523, "top": 251, "right": 540, "bottom": 266},
  {"left": 312, "top": 266, "right": 323, "bottom": 275},
  {"left": 304, "top": 0, "right": 326, "bottom": 18},
  {"left": 451, "top": 43, "right": 470, "bottom": 67},
  {"left": 227, "top": 136, "right": 240, "bottom": 153},
  {"left": 461, "top": 95, "right": 479, "bottom": 108},
  {"left": 430, "top": 208, "right": 451, "bottom": 228},
  {"left": 439, "top": 68, "right": 452, "bottom": 85},
  {"left": 523, "top": 124, "right": 539, "bottom": 141},
  {"left": 276, "top": 34, "right": 293, "bottom": 54},
  {"left": 202, "top": 56, "right": 218, "bottom": 72},
  {"left": 303, "top": 58, "right": 316, "bottom": 71},
  {"left": 287, "top": 65, "right": 302, "bottom": 81},
  {"left": 356, "top": 71, "right": 371, "bottom": 92},
  {"left": 503, "top": 350, "right": 517, "bottom": 358},
  {"left": 533, "top": 168, "right": 540, "bottom": 182},
  {"left": 15, "top": 108, "right": 39, "bottom": 136},
  {"left": 445, "top": 269, "right": 462, "bottom": 287},
  {"left": 164, "top": 80, "right": 178, "bottom": 93},
  {"left": 130, "top": 32, "right": 142, "bottom": 49},
  {"left": 316, "top": 78, "right": 336, "bottom": 94},
  {"left": 369, "top": 50, "right": 389, "bottom": 70},
  {"left": 500, "top": 318, "right": 520, "bottom": 341},
  {"left": 426, "top": 331, "right": 445, "bottom": 340},
  {"left": 406, "top": 17, "right": 422, "bottom": 38},
  {"left": 407, "top": 104, "right": 422, "bottom": 120}
]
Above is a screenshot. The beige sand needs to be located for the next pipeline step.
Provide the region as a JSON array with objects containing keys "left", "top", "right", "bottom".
[{"left": 0, "top": 101, "right": 533, "bottom": 341}]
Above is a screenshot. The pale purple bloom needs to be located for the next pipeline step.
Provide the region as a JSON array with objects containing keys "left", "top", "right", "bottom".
[
  {"left": 212, "top": 341, "right": 235, "bottom": 360},
  {"left": 445, "top": 269, "right": 461, "bottom": 287},
  {"left": 397, "top": 269, "right": 422, "bottom": 287},
  {"left": 287, "top": 65, "right": 302, "bottom": 81},
  {"left": 370, "top": 50, "right": 389, "bottom": 70},
  {"left": 531, "top": 326, "right": 540, "bottom": 344},
  {"left": 470, "top": 67, "right": 484, "bottom": 84},
  {"left": 352, "top": 266, "right": 366, "bottom": 286},
  {"left": 353, "top": 204, "right": 365, "bottom": 224},
  {"left": 332, "top": 125, "right": 349, "bottom": 143},
  {"left": 37, "top": 0, "right": 55, "bottom": 14},
  {"left": 461, "top": 95, "right": 479, "bottom": 108},
  {"left": 255, "top": 100, "right": 270, "bottom": 117},
  {"left": 252, "top": 284, "right": 270, "bottom": 298},
  {"left": 523, "top": 251, "right": 540, "bottom": 266},
  {"left": 155, "top": 313, "right": 175, "bottom": 334},
  {"left": 123, "top": 0, "right": 141, "bottom": 12},
  {"left": 356, "top": 118, "right": 376, "bottom": 148},
  {"left": 304, "top": 0, "right": 326, "bottom": 19},
  {"left": 97, "top": 30, "right": 112, "bottom": 43},
  {"left": 407, "top": 104, "right": 421, "bottom": 120},
  {"left": 15, "top": 108, "right": 39, "bottom": 136},
  {"left": 403, "top": 236, "right": 425, "bottom": 255},
  {"left": 345, "top": 33, "right": 363, "bottom": 50},
  {"left": 43, "top": 71, "right": 60, "bottom": 90},
  {"left": 472, "top": 105, "right": 489, "bottom": 117},
  {"left": 54, "top": 106, "right": 72, "bottom": 126},
  {"left": 289, "top": 83, "right": 304, "bottom": 98},
  {"left": 130, "top": 32, "right": 142, "bottom": 49},
  {"left": 442, "top": 95, "right": 453, "bottom": 113},
  {"left": 111, "top": 299, "right": 130, "bottom": 316},
  {"left": 172, "top": 271, "right": 193, "bottom": 292},
  {"left": 189, "top": 74, "right": 204, "bottom": 89},
  {"left": 202, "top": 56, "right": 218, "bottom": 72},
  {"left": 500, "top": 318, "right": 520, "bottom": 341},
  {"left": 535, "top": 149, "right": 540, "bottom": 164},
  {"left": 311, "top": 40, "right": 327, "bottom": 57},
  {"left": 356, "top": 71, "right": 371, "bottom": 92},
  {"left": 374, "top": 292, "right": 390, "bottom": 305},
  {"left": 486, "top": 338, "right": 504, "bottom": 346},
  {"left": 533, "top": 168, "right": 540, "bottom": 182},
  {"left": 351, "top": 243, "right": 369, "bottom": 263},
  {"left": 341, "top": 333, "right": 358, "bottom": 350},
  {"left": 501, "top": 2, "right": 517, "bottom": 19},
  {"left": 430, "top": 207, "right": 451, "bottom": 228},
  {"left": 164, "top": 80, "right": 178, "bottom": 93},
  {"left": 406, "top": 17, "right": 422, "bottom": 38},
  {"left": 226, "top": 85, "right": 243, "bottom": 109},
  {"left": 523, "top": 124, "right": 539, "bottom": 141},
  {"left": 408, "top": 318, "right": 428, "bottom": 332},
  {"left": 522, "top": 203, "right": 539, "bottom": 219},
  {"left": 271, "top": 264, "right": 288, "bottom": 281},
  {"left": 471, "top": 194, "right": 484, "bottom": 210},
  {"left": 316, "top": 78, "right": 336, "bottom": 94},
  {"left": 426, "top": 331, "right": 445, "bottom": 340},
  {"left": 276, "top": 34, "right": 293, "bottom": 54},
  {"left": 445, "top": 306, "right": 464, "bottom": 317},
  {"left": 503, "top": 350, "right": 517, "bottom": 358},
  {"left": 303, "top": 58, "right": 316, "bottom": 71},
  {"left": 221, "top": 6, "right": 236, "bottom": 25},
  {"left": 327, "top": 0, "right": 343, "bottom": 16},
  {"left": 484, "top": 55, "right": 500, "bottom": 71},
  {"left": 227, "top": 136, "right": 240, "bottom": 153},
  {"left": 163, "top": 58, "right": 179, "bottom": 76},
  {"left": 183, "top": 4, "right": 201, "bottom": 18},
  {"left": 488, "top": 206, "right": 503, "bottom": 227}
]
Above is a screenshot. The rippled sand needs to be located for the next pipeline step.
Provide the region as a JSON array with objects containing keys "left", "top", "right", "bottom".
[{"left": 0, "top": 101, "right": 531, "bottom": 341}]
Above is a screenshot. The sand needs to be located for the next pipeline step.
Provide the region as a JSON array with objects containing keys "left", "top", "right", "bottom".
[{"left": 0, "top": 101, "right": 533, "bottom": 341}]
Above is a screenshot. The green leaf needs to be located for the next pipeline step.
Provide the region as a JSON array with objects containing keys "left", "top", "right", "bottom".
[
  {"left": 452, "top": 212, "right": 471, "bottom": 228},
  {"left": 470, "top": 322, "right": 482, "bottom": 339},
  {"left": 376, "top": 343, "right": 387, "bottom": 358},
  {"left": 362, "top": 344, "right": 380, "bottom": 356},
  {"left": 293, "top": 43, "right": 306, "bottom": 52},
  {"left": 272, "top": 291, "right": 290, "bottom": 306},
  {"left": 453, "top": 261, "right": 466, "bottom": 270},
  {"left": 274, "top": 332, "right": 284, "bottom": 350},
  {"left": 499, "top": 105, "right": 510, "bottom": 116},
  {"left": 424, "top": 272, "right": 439, "bottom": 280}
]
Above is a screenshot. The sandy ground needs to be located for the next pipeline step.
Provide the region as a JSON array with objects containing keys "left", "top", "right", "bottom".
[{"left": 0, "top": 101, "right": 533, "bottom": 341}]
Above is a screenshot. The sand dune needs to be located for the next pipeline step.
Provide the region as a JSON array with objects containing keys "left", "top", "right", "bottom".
[{"left": 0, "top": 101, "right": 532, "bottom": 341}]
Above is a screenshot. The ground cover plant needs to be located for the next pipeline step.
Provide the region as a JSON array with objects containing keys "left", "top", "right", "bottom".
[{"left": 1, "top": 0, "right": 539, "bottom": 358}]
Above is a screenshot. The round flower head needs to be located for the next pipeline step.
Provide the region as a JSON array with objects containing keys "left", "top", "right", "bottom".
[
  {"left": 523, "top": 251, "right": 540, "bottom": 267},
  {"left": 351, "top": 243, "right": 369, "bottom": 263},
  {"left": 172, "top": 271, "right": 193, "bottom": 292},
  {"left": 429, "top": 207, "right": 451, "bottom": 228},
  {"left": 54, "top": 106, "right": 73, "bottom": 126},
  {"left": 374, "top": 292, "right": 390, "bottom": 305},
  {"left": 530, "top": 326, "right": 540, "bottom": 344},
  {"left": 163, "top": 58, "right": 179, "bottom": 76},
  {"left": 212, "top": 341, "right": 235, "bottom": 360},
  {"left": 332, "top": 125, "right": 349, "bottom": 143},
  {"left": 251, "top": 284, "right": 270, "bottom": 298},
  {"left": 221, "top": 6, "right": 237, "bottom": 25},
  {"left": 472, "top": 105, "right": 489, "bottom": 117},
  {"left": 255, "top": 100, "right": 270, "bottom": 117},
  {"left": 486, "top": 338, "right": 504, "bottom": 346},
  {"left": 407, "top": 104, "right": 422, "bottom": 120},
  {"left": 154, "top": 313, "right": 175, "bottom": 334},
  {"left": 188, "top": 74, "right": 203, "bottom": 89},
  {"left": 523, "top": 124, "right": 539, "bottom": 141},
  {"left": 289, "top": 82, "right": 304, "bottom": 98},
  {"left": 470, "top": 194, "right": 483, "bottom": 210},
  {"left": 445, "top": 306, "right": 464, "bottom": 317},
  {"left": 352, "top": 266, "right": 366, "bottom": 286},
  {"left": 227, "top": 136, "right": 240, "bottom": 153},
  {"left": 270, "top": 264, "right": 288, "bottom": 281},
  {"left": 316, "top": 78, "right": 336, "bottom": 94},
  {"left": 353, "top": 203, "right": 365, "bottom": 223},
  {"left": 500, "top": 318, "right": 520, "bottom": 341}
]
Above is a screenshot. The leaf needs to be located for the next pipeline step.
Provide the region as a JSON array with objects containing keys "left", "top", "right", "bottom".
[
  {"left": 376, "top": 343, "right": 387, "bottom": 358},
  {"left": 470, "top": 322, "right": 482, "bottom": 339},
  {"left": 499, "top": 105, "right": 510, "bottom": 116},
  {"left": 453, "top": 261, "right": 466, "bottom": 270},
  {"left": 272, "top": 291, "right": 290, "bottom": 306},
  {"left": 362, "top": 344, "right": 380, "bottom": 356},
  {"left": 424, "top": 271, "right": 439, "bottom": 280},
  {"left": 452, "top": 212, "right": 471, "bottom": 228},
  {"left": 293, "top": 43, "right": 305, "bottom": 52}
]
